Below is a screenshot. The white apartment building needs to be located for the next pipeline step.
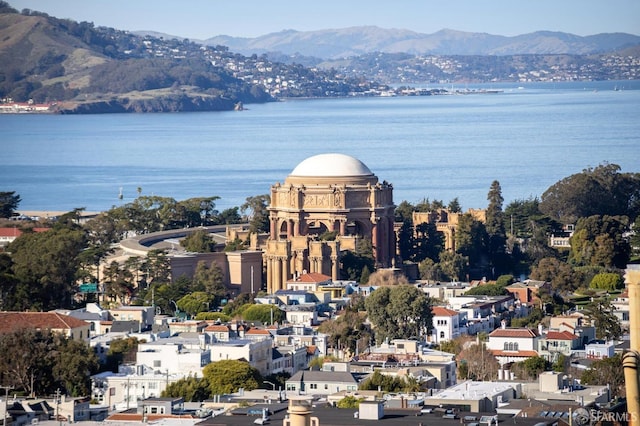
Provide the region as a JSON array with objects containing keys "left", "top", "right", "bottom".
[
  {"left": 209, "top": 337, "right": 273, "bottom": 376},
  {"left": 430, "top": 306, "right": 464, "bottom": 343},
  {"left": 136, "top": 339, "right": 210, "bottom": 377}
]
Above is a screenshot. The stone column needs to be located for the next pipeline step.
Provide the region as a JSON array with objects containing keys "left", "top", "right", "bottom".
[
  {"left": 331, "top": 255, "right": 339, "bottom": 281},
  {"left": 370, "top": 217, "right": 379, "bottom": 264},
  {"left": 624, "top": 266, "right": 640, "bottom": 426},
  {"left": 274, "top": 258, "right": 282, "bottom": 292},
  {"left": 281, "top": 256, "right": 289, "bottom": 287},
  {"left": 266, "top": 257, "right": 274, "bottom": 294}
]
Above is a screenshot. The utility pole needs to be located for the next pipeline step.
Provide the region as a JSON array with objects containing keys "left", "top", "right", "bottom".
[
  {"left": 55, "top": 388, "right": 61, "bottom": 426},
  {"left": 1, "top": 385, "right": 12, "bottom": 426}
]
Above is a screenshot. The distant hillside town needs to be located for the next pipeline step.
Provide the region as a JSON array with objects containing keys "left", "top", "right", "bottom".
[{"left": 1, "top": 2, "right": 639, "bottom": 113}]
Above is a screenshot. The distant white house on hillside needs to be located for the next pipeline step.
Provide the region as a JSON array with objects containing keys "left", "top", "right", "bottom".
[{"left": 487, "top": 322, "right": 540, "bottom": 366}]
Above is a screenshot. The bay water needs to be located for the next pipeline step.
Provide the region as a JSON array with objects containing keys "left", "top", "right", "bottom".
[{"left": 2, "top": 80, "right": 639, "bottom": 214}]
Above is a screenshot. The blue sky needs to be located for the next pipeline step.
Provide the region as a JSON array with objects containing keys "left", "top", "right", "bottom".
[{"left": 8, "top": 0, "right": 640, "bottom": 39}]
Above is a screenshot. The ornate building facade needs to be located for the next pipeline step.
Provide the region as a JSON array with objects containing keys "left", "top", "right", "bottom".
[{"left": 265, "top": 154, "right": 395, "bottom": 293}]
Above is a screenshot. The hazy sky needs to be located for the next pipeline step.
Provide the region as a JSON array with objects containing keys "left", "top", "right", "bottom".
[{"left": 8, "top": 0, "right": 640, "bottom": 39}]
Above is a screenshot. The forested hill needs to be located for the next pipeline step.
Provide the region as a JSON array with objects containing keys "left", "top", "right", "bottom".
[{"left": 0, "top": 2, "right": 375, "bottom": 113}]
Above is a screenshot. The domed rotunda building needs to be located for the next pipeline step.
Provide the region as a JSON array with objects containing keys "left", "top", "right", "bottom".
[{"left": 265, "top": 153, "right": 395, "bottom": 293}]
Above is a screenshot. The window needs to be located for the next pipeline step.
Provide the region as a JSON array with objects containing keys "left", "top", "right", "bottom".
[
  {"left": 310, "top": 384, "right": 317, "bottom": 390},
  {"left": 504, "top": 342, "right": 519, "bottom": 351},
  {"left": 153, "top": 360, "right": 161, "bottom": 367},
  {"left": 440, "top": 331, "right": 445, "bottom": 338}
]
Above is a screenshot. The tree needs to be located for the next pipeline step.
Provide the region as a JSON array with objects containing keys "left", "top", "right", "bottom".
[
  {"left": 192, "top": 260, "right": 227, "bottom": 307},
  {"left": 438, "top": 251, "right": 469, "bottom": 282},
  {"left": 8, "top": 224, "right": 86, "bottom": 310},
  {"left": 631, "top": 216, "right": 640, "bottom": 259},
  {"left": 241, "top": 304, "right": 284, "bottom": 324},
  {"left": 162, "top": 375, "right": 210, "bottom": 401},
  {"left": 539, "top": 163, "right": 640, "bottom": 224},
  {"left": 418, "top": 258, "right": 445, "bottom": 282},
  {"left": 448, "top": 197, "right": 462, "bottom": 213},
  {"left": 359, "top": 370, "right": 412, "bottom": 393},
  {"left": 178, "top": 196, "right": 220, "bottom": 226},
  {"left": 216, "top": 207, "right": 242, "bottom": 225},
  {"left": 530, "top": 257, "right": 577, "bottom": 294},
  {"left": 103, "top": 260, "right": 134, "bottom": 304},
  {"left": 0, "top": 328, "right": 98, "bottom": 396},
  {"left": 0, "top": 191, "right": 21, "bottom": 218},
  {"left": 454, "top": 213, "right": 488, "bottom": 277},
  {"left": 364, "top": 285, "right": 433, "bottom": 343},
  {"left": 202, "top": 360, "right": 261, "bottom": 394},
  {"left": 581, "top": 299, "right": 622, "bottom": 341},
  {"left": 457, "top": 342, "right": 499, "bottom": 381},
  {"left": 579, "top": 354, "right": 625, "bottom": 398},
  {"left": 105, "top": 337, "right": 140, "bottom": 372},
  {"left": 180, "top": 229, "right": 217, "bottom": 252},
  {"left": 318, "top": 310, "right": 370, "bottom": 355},
  {"left": 336, "top": 395, "right": 364, "bottom": 408},
  {"left": 464, "top": 282, "right": 508, "bottom": 296},
  {"left": 589, "top": 272, "right": 624, "bottom": 292},
  {"left": 413, "top": 222, "right": 444, "bottom": 262},
  {"left": 54, "top": 337, "right": 99, "bottom": 396},
  {"left": 569, "top": 215, "right": 630, "bottom": 269},
  {"left": 341, "top": 239, "right": 375, "bottom": 282},
  {"left": 241, "top": 194, "right": 270, "bottom": 233},
  {"left": 486, "top": 180, "right": 507, "bottom": 264},
  {"left": 511, "top": 356, "right": 548, "bottom": 381},
  {"left": 177, "top": 291, "right": 212, "bottom": 317}
]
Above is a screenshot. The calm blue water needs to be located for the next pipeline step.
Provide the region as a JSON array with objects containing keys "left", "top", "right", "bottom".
[{"left": 1, "top": 80, "right": 639, "bottom": 214}]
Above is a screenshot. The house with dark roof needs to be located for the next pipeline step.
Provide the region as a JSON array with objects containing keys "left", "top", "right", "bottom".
[
  {"left": 0, "top": 312, "right": 91, "bottom": 341},
  {"left": 285, "top": 370, "right": 358, "bottom": 395}
]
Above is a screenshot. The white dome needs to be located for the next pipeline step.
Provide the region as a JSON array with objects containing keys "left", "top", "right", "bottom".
[{"left": 290, "top": 153, "right": 373, "bottom": 177}]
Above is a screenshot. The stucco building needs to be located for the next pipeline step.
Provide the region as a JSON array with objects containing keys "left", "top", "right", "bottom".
[{"left": 265, "top": 153, "right": 396, "bottom": 293}]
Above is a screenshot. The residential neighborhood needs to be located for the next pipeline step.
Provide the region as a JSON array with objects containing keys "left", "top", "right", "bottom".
[{"left": 0, "top": 158, "right": 639, "bottom": 425}]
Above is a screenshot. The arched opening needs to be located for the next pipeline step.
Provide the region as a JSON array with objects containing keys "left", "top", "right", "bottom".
[
  {"left": 278, "top": 220, "right": 288, "bottom": 240},
  {"left": 346, "top": 220, "right": 367, "bottom": 238},
  {"left": 307, "top": 220, "right": 329, "bottom": 237}
]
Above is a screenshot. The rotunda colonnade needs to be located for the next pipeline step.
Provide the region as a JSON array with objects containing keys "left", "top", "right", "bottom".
[{"left": 264, "top": 153, "right": 396, "bottom": 293}]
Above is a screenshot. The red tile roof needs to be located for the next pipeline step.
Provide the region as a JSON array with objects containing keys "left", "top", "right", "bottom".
[
  {"left": 205, "top": 325, "right": 230, "bottom": 332},
  {"left": 489, "top": 328, "right": 539, "bottom": 338},
  {"left": 288, "top": 272, "right": 332, "bottom": 283},
  {"left": 245, "top": 328, "right": 271, "bottom": 335},
  {"left": 0, "top": 228, "right": 22, "bottom": 237},
  {"left": 545, "top": 331, "right": 578, "bottom": 340},
  {"left": 0, "top": 312, "right": 89, "bottom": 334},
  {"left": 432, "top": 306, "right": 458, "bottom": 317},
  {"left": 0, "top": 227, "right": 49, "bottom": 237}
]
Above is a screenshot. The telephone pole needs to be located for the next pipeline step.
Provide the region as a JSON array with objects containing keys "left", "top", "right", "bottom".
[{"left": 1, "top": 385, "right": 12, "bottom": 426}]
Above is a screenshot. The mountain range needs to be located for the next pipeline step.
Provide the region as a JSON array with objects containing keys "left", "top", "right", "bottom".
[{"left": 182, "top": 27, "right": 640, "bottom": 58}]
